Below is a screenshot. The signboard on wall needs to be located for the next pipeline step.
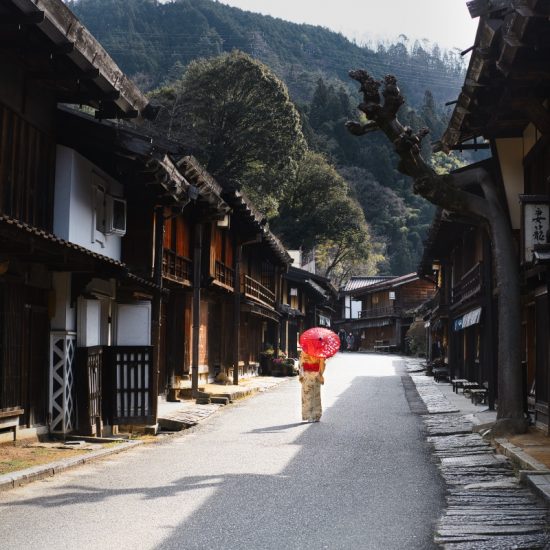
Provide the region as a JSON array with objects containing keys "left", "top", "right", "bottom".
[{"left": 520, "top": 195, "right": 550, "bottom": 262}]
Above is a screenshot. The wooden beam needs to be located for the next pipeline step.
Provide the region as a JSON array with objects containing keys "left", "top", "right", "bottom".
[
  {"left": 95, "top": 107, "right": 138, "bottom": 119},
  {"left": 514, "top": 98, "right": 550, "bottom": 134},
  {"left": 57, "top": 90, "right": 120, "bottom": 104},
  {"left": 0, "top": 41, "right": 74, "bottom": 55},
  {"left": 28, "top": 67, "right": 100, "bottom": 81},
  {"left": 467, "top": 0, "right": 513, "bottom": 18},
  {"left": 0, "top": 11, "right": 45, "bottom": 25}
]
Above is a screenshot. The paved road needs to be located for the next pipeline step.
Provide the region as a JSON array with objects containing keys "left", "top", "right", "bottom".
[{"left": 0, "top": 353, "right": 445, "bottom": 549}]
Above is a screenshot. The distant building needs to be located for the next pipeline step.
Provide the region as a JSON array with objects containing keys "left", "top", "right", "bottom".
[{"left": 337, "top": 274, "right": 435, "bottom": 352}]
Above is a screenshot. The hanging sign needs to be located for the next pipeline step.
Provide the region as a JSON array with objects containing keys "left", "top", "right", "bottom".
[{"left": 520, "top": 195, "right": 550, "bottom": 263}]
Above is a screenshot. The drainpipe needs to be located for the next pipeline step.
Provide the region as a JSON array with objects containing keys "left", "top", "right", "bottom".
[{"left": 191, "top": 222, "right": 203, "bottom": 397}]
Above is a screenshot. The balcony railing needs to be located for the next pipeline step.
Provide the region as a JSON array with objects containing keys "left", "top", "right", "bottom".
[
  {"left": 452, "top": 262, "right": 482, "bottom": 306},
  {"left": 359, "top": 305, "right": 400, "bottom": 319},
  {"left": 163, "top": 249, "right": 192, "bottom": 284},
  {"left": 241, "top": 274, "right": 275, "bottom": 308},
  {"left": 215, "top": 260, "right": 235, "bottom": 289}
]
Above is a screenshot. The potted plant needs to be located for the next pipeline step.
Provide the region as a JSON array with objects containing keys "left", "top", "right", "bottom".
[
  {"left": 285, "top": 358, "right": 299, "bottom": 376},
  {"left": 260, "top": 344, "right": 275, "bottom": 375},
  {"left": 271, "top": 355, "right": 285, "bottom": 376}
]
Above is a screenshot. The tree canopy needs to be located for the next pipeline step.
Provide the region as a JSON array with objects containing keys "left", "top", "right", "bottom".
[
  {"left": 272, "top": 151, "right": 371, "bottom": 286},
  {"left": 146, "top": 51, "right": 306, "bottom": 215}
]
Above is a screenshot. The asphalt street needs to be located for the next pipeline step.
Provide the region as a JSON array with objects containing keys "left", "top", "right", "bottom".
[{"left": 0, "top": 353, "right": 445, "bottom": 549}]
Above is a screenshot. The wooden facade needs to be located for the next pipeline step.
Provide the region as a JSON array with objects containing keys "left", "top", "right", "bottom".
[
  {"left": 338, "top": 274, "right": 435, "bottom": 352},
  {"left": 280, "top": 266, "right": 337, "bottom": 359},
  {"left": 426, "top": 1, "right": 550, "bottom": 426},
  {"left": 0, "top": 0, "right": 156, "bottom": 439},
  {"left": 420, "top": 196, "right": 497, "bottom": 408}
]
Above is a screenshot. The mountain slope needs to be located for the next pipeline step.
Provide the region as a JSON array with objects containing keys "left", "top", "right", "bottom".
[{"left": 70, "top": 0, "right": 464, "bottom": 107}]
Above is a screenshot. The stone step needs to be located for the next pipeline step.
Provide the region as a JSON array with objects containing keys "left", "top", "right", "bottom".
[{"left": 210, "top": 396, "right": 230, "bottom": 405}]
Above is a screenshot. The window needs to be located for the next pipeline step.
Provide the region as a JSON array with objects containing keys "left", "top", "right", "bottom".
[{"left": 105, "top": 195, "right": 126, "bottom": 235}]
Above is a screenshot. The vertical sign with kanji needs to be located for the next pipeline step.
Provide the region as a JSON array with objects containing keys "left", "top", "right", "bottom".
[{"left": 523, "top": 201, "right": 549, "bottom": 262}]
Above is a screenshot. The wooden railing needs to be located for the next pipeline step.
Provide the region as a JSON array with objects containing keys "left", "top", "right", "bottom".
[
  {"left": 359, "top": 305, "right": 400, "bottom": 318},
  {"left": 163, "top": 249, "right": 192, "bottom": 284},
  {"left": 215, "top": 260, "right": 235, "bottom": 289},
  {"left": 452, "top": 262, "right": 482, "bottom": 306},
  {"left": 241, "top": 274, "right": 275, "bottom": 308},
  {"left": 77, "top": 345, "right": 154, "bottom": 429},
  {"left": 76, "top": 346, "right": 102, "bottom": 436}
]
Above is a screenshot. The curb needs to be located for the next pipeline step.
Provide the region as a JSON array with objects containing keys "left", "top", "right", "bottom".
[
  {"left": 0, "top": 440, "right": 142, "bottom": 493},
  {"left": 492, "top": 439, "right": 550, "bottom": 506},
  {"left": 493, "top": 438, "right": 549, "bottom": 471},
  {"left": 405, "top": 357, "right": 550, "bottom": 507}
]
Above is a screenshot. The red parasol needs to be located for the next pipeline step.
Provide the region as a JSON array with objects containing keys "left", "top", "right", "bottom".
[{"left": 299, "top": 327, "right": 341, "bottom": 359}]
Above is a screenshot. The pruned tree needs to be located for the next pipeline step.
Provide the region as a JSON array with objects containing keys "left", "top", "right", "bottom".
[{"left": 346, "top": 70, "right": 526, "bottom": 435}]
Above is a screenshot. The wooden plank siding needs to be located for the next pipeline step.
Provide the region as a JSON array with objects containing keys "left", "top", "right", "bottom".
[
  {"left": 0, "top": 282, "right": 49, "bottom": 427},
  {"left": 0, "top": 104, "right": 55, "bottom": 230},
  {"left": 162, "top": 209, "right": 192, "bottom": 285},
  {"left": 210, "top": 223, "right": 234, "bottom": 290}
]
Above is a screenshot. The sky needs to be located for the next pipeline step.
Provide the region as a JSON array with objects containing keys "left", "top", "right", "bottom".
[{"left": 216, "top": 0, "right": 479, "bottom": 51}]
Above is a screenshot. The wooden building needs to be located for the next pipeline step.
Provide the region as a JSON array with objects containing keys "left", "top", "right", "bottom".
[
  {"left": 0, "top": 0, "right": 160, "bottom": 439},
  {"left": 338, "top": 274, "right": 435, "bottom": 352},
  {"left": 161, "top": 180, "right": 292, "bottom": 391},
  {"left": 428, "top": 0, "right": 550, "bottom": 426},
  {"left": 420, "top": 196, "right": 497, "bottom": 408},
  {"left": 280, "top": 266, "right": 337, "bottom": 359}
]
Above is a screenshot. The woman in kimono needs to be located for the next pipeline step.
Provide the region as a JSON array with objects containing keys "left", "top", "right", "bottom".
[{"left": 298, "top": 351, "right": 326, "bottom": 422}]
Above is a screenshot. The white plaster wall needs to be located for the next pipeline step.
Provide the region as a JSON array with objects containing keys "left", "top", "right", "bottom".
[
  {"left": 77, "top": 297, "right": 101, "bottom": 347},
  {"left": 54, "top": 145, "right": 123, "bottom": 261},
  {"left": 51, "top": 272, "right": 76, "bottom": 332},
  {"left": 351, "top": 300, "right": 362, "bottom": 319},
  {"left": 495, "top": 138, "right": 524, "bottom": 230}
]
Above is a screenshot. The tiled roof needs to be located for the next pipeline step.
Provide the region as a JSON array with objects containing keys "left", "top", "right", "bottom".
[
  {"left": 342, "top": 276, "right": 393, "bottom": 293},
  {"left": 0, "top": 215, "right": 159, "bottom": 289},
  {"left": 0, "top": 215, "right": 123, "bottom": 266}
]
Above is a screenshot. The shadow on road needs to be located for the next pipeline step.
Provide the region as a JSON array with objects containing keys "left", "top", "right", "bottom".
[
  {"left": 5, "top": 358, "right": 443, "bottom": 549},
  {"left": 248, "top": 422, "right": 305, "bottom": 433}
]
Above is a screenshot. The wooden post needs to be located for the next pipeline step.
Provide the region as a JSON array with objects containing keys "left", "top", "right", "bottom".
[
  {"left": 483, "top": 232, "right": 496, "bottom": 410},
  {"left": 151, "top": 206, "right": 165, "bottom": 424},
  {"left": 191, "top": 223, "right": 203, "bottom": 397},
  {"left": 233, "top": 241, "right": 242, "bottom": 386}
]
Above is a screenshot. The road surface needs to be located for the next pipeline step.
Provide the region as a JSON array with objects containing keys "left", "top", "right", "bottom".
[{"left": 0, "top": 353, "right": 445, "bottom": 549}]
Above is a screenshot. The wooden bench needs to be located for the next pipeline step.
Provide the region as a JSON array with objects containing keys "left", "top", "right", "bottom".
[
  {"left": 470, "top": 382, "right": 489, "bottom": 405},
  {"left": 0, "top": 408, "right": 25, "bottom": 441},
  {"left": 374, "top": 340, "right": 391, "bottom": 352},
  {"left": 452, "top": 378, "right": 468, "bottom": 393},
  {"left": 433, "top": 366, "right": 450, "bottom": 383},
  {"left": 462, "top": 381, "right": 482, "bottom": 395}
]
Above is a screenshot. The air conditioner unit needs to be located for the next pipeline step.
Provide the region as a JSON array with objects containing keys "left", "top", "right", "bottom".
[{"left": 105, "top": 195, "right": 127, "bottom": 236}]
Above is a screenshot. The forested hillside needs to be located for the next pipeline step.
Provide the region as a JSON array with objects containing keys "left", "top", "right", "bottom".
[{"left": 71, "top": 0, "right": 469, "bottom": 277}]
